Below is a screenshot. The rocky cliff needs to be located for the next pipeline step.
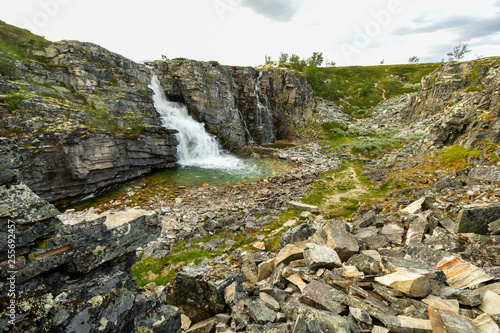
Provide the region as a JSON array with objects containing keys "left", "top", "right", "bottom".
[
  {"left": 149, "top": 59, "right": 315, "bottom": 149},
  {"left": 0, "top": 146, "right": 181, "bottom": 332},
  {"left": 0, "top": 23, "right": 178, "bottom": 202},
  {"left": 404, "top": 57, "right": 500, "bottom": 149}
]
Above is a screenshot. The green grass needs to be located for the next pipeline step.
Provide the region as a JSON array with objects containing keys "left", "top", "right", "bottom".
[
  {"left": 0, "top": 20, "right": 49, "bottom": 61},
  {"left": 313, "top": 63, "right": 440, "bottom": 117},
  {"left": 132, "top": 248, "right": 214, "bottom": 287},
  {"left": 437, "top": 145, "right": 481, "bottom": 170}
]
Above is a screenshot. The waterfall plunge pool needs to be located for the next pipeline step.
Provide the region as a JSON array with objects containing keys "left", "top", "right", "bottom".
[
  {"left": 54, "top": 152, "right": 292, "bottom": 212},
  {"left": 55, "top": 74, "right": 294, "bottom": 212}
]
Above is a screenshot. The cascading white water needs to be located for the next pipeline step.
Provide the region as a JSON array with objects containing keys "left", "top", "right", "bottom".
[
  {"left": 254, "top": 71, "right": 276, "bottom": 145},
  {"left": 149, "top": 75, "right": 244, "bottom": 169}
]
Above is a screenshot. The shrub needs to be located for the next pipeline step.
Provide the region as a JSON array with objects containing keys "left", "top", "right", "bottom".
[{"left": 5, "top": 87, "right": 27, "bottom": 110}]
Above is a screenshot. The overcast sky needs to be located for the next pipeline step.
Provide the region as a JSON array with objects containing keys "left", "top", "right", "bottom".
[{"left": 1, "top": 0, "right": 499, "bottom": 66}]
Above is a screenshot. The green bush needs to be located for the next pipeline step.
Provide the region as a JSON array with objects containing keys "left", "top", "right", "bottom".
[
  {"left": 0, "top": 55, "right": 15, "bottom": 77},
  {"left": 5, "top": 87, "right": 27, "bottom": 110}
]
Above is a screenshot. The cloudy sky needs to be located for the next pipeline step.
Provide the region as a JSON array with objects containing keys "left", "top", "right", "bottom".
[{"left": 1, "top": 0, "right": 499, "bottom": 66}]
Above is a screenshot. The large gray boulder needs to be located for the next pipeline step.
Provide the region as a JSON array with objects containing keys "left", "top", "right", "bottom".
[{"left": 173, "top": 261, "right": 243, "bottom": 323}]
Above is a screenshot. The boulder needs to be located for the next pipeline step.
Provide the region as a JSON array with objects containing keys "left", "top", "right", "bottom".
[
  {"left": 173, "top": 262, "right": 242, "bottom": 322},
  {"left": 279, "top": 223, "right": 316, "bottom": 248},
  {"left": 456, "top": 204, "right": 500, "bottom": 235},
  {"left": 300, "top": 280, "right": 346, "bottom": 314},
  {"left": 244, "top": 297, "right": 276, "bottom": 324},
  {"left": 312, "top": 221, "right": 359, "bottom": 261},
  {"left": 303, "top": 243, "right": 341, "bottom": 271}
]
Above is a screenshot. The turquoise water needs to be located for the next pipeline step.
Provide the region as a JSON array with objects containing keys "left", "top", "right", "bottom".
[{"left": 55, "top": 155, "right": 290, "bottom": 211}]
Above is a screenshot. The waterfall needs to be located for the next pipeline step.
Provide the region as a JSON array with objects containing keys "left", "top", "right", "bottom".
[
  {"left": 254, "top": 71, "right": 276, "bottom": 145},
  {"left": 149, "top": 75, "right": 243, "bottom": 169}
]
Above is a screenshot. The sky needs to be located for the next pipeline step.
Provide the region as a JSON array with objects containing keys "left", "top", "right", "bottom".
[{"left": 0, "top": 0, "right": 499, "bottom": 67}]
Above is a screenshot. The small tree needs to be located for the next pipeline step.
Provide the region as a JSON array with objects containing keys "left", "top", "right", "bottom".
[
  {"left": 308, "top": 52, "right": 324, "bottom": 67},
  {"left": 408, "top": 56, "right": 420, "bottom": 63},
  {"left": 279, "top": 52, "right": 289, "bottom": 63},
  {"left": 265, "top": 55, "right": 272, "bottom": 64},
  {"left": 447, "top": 42, "right": 471, "bottom": 61}
]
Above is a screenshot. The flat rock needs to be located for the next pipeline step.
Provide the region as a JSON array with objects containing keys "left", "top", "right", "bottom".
[
  {"left": 345, "top": 253, "right": 380, "bottom": 275},
  {"left": 436, "top": 286, "right": 482, "bottom": 306},
  {"left": 303, "top": 243, "right": 341, "bottom": 271},
  {"left": 259, "top": 292, "right": 280, "bottom": 311},
  {"left": 401, "top": 197, "right": 426, "bottom": 215},
  {"left": 422, "top": 295, "right": 460, "bottom": 313},
  {"left": 429, "top": 306, "right": 479, "bottom": 333},
  {"left": 435, "top": 256, "right": 494, "bottom": 289},
  {"left": 257, "top": 258, "right": 276, "bottom": 281},
  {"left": 287, "top": 201, "right": 319, "bottom": 212},
  {"left": 349, "top": 307, "right": 372, "bottom": 325},
  {"left": 472, "top": 313, "right": 500, "bottom": 332},
  {"left": 375, "top": 269, "right": 432, "bottom": 298},
  {"left": 405, "top": 213, "right": 430, "bottom": 245},
  {"left": 300, "top": 280, "right": 346, "bottom": 314},
  {"left": 275, "top": 244, "right": 305, "bottom": 267},
  {"left": 478, "top": 291, "right": 500, "bottom": 315}
]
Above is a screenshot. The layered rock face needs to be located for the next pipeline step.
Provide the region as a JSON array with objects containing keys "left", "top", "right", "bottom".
[
  {"left": 0, "top": 37, "right": 178, "bottom": 202},
  {"left": 0, "top": 158, "right": 181, "bottom": 332},
  {"left": 404, "top": 57, "right": 500, "bottom": 148},
  {"left": 149, "top": 59, "right": 315, "bottom": 149}
]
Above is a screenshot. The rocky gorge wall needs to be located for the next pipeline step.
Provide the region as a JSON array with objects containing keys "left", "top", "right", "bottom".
[
  {"left": 0, "top": 35, "right": 178, "bottom": 202},
  {"left": 0, "top": 144, "right": 181, "bottom": 332},
  {"left": 149, "top": 59, "right": 315, "bottom": 149},
  {"left": 404, "top": 57, "right": 500, "bottom": 149}
]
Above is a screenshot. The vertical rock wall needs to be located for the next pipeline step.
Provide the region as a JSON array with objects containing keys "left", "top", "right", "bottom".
[{"left": 149, "top": 59, "right": 315, "bottom": 149}]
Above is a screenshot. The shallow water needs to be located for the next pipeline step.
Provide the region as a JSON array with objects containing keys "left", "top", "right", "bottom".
[{"left": 55, "top": 155, "right": 291, "bottom": 211}]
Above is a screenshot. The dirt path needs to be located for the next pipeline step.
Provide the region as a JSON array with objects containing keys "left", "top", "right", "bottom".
[
  {"left": 320, "top": 166, "right": 369, "bottom": 213},
  {"left": 375, "top": 82, "right": 387, "bottom": 102}
]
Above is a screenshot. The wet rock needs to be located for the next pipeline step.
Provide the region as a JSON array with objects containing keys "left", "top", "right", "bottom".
[
  {"left": 279, "top": 223, "right": 316, "bottom": 248},
  {"left": 173, "top": 262, "right": 242, "bottom": 322},
  {"left": 456, "top": 204, "right": 500, "bottom": 235},
  {"left": 303, "top": 243, "right": 342, "bottom": 271}
]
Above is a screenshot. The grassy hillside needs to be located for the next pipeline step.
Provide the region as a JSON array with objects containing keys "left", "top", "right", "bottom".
[
  {"left": 0, "top": 20, "right": 49, "bottom": 59},
  {"left": 314, "top": 63, "right": 440, "bottom": 117}
]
